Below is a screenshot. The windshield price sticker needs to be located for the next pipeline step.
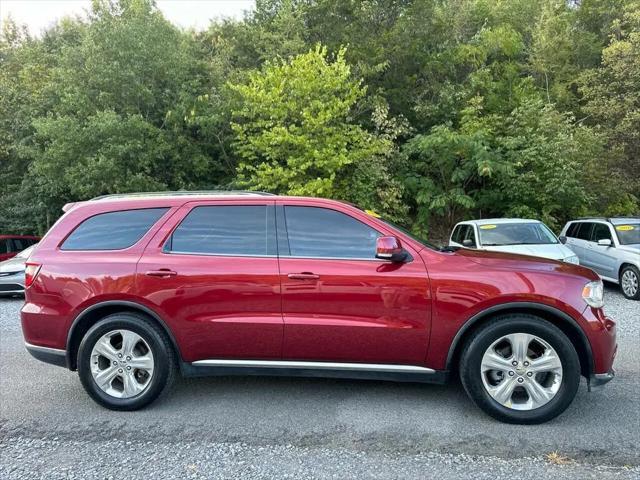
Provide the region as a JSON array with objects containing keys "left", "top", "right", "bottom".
[
  {"left": 615, "top": 225, "right": 634, "bottom": 231},
  {"left": 479, "top": 225, "right": 497, "bottom": 230}
]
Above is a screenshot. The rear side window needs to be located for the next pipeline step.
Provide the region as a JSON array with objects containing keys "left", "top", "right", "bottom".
[
  {"left": 575, "top": 222, "right": 593, "bottom": 241},
  {"left": 168, "top": 205, "right": 275, "bottom": 256},
  {"left": 61, "top": 208, "right": 168, "bottom": 250},
  {"left": 283, "top": 206, "right": 380, "bottom": 259}
]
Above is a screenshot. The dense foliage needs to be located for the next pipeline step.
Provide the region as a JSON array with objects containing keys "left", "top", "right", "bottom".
[{"left": 1, "top": 0, "right": 638, "bottom": 240}]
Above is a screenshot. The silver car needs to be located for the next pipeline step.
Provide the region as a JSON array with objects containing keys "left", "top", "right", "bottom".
[
  {"left": 449, "top": 218, "right": 580, "bottom": 264},
  {"left": 0, "top": 244, "right": 36, "bottom": 296},
  {"left": 559, "top": 217, "right": 640, "bottom": 300}
]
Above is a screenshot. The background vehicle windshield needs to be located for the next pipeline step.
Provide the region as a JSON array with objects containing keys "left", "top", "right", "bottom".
[
  {"left": 479, "top": 223, "right": 558, "bottom": 246},
  {"left": 614, "top": 224, "right": 640, "bottom": 245}
]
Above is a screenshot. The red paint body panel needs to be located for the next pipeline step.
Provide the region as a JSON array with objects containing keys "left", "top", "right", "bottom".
[{"left": 21, "top": 194, "right": 616, "bottom": 378}]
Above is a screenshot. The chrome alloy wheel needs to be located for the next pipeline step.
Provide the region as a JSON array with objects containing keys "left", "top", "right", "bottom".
[
  {"left": 90, "top": 329, "right": 154, "bottom": 398},
  {"left": 621, "top": 269, "right": 638, "bottom": 297},
  {"left": 481, "top": 333, "right": 563, "bottom": 410}
]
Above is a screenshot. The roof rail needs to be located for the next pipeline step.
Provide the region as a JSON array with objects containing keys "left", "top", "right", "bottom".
[{"left": 90, "top": 190, "right": 276, "bottom": 201}]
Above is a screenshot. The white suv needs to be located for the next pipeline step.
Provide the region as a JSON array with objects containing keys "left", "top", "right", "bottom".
[{"left": 559, "top": 217, "right": 640, "bottom": 300}]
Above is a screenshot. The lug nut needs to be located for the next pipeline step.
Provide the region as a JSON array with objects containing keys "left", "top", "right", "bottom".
[
  {"left": 127, "top": 366, "right": 131, "bottom": 370},
  {"left": 118, "top": 353, "right": 122, "bottom": 358},
  {"left": 118, "top": 368, "right": 123, "bottom": 373},
  {"left": 112, "top": 361, "right": 117, "bottom": 366},
  {"left": 126, "top": 356, "right": 131, "bottom": 361},
  {"left": 523, "top": 361, "right": 530, "bottom": 367},
  {"left": 527, "top": 372, "right": 533, "bottom": 377},
  {"left": 517, "top": 377, "right": 524, "bottom": 383},
  {"left": 512, "top": 361, "right": 518, "bottom": 366},
  {"left": 508, "top": 371, "right": 515, "bottom": 376}
]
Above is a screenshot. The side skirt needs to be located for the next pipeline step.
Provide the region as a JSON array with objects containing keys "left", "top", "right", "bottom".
[{"left": 180, "top": 359, "right": 449, "bottom": 384}]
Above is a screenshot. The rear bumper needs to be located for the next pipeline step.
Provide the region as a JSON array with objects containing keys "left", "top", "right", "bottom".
[
  {"left": 589, "top": 368, "right": 615, "bottom": 390},
  {"left": 25, "top": 342, "right": 67, "bottom": 368}
]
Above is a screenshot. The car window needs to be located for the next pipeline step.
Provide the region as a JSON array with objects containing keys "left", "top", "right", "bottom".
[
  {"left": 16, "top": 244, "right": 36, "bottom": 258},
  {"left": 451, "top": 225, "right": 463, "bottom": 243},
  {"left": 463, "top": 225, "right": 477, "bottom": 247},
  {"left": 575, "top": 222, "right": 593, "bottom": 241},
  {"left": 284, "top": 206, "right": 380, "bottom": 259},
  {"left": 613, "top": 223, "right": 640, "bottom": 245},
  {"left": 566, "top": 223, "right": 579, "bottom": 238},
  {"left": 61, "top": 208, "right": 169, "bottom": 250},
  {"left": 12, "top": 238, "right": 28, "bottom": 251},
  {"left": 591, "top": 223, "right": 612, "bottom": 242},
  {"left": 478, "top": 223, "right": 558, "bottom": 246},
  {"left": 0, "top": 239, "right": 9, "bottom": 254},
  {"left": 168, "top": 205, "right": 275, "bottom": 256}
]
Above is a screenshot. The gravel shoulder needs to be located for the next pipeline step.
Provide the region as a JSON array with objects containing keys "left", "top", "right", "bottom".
[{"left": 1, "top": 286, "right": 639, "bottom": 479}]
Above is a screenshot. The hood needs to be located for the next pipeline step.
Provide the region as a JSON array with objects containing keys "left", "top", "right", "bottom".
[
  {"left": 481, "top": 243, "right": 574, "bottom": 261},
  {"left": 0, "top": 255, "right": 26, "bottom": 274},
  {"left": 453, "top": 247, "right": 597, "bottom": 280}
]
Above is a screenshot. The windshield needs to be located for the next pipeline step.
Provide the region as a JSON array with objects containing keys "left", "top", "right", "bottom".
[
  {"left": 478, "top": 223, "right": 558, "bottom": 246},
  {"left": 613, "top": 224, "right": 640, "bottom": 245},
  {"left": 16, "top": 244, "right": 36, "bottom": 259}
]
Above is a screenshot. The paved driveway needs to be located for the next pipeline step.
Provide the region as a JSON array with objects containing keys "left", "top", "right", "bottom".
[{"left": 1, "top": 287, "right": 638, "bottom": 479}]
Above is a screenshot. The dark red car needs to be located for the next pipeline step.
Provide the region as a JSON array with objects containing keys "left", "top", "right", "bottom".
[
  {"left": 0, "top": 235, "right": 40, "bottom": 262},
  {"left": 21, "top": 192, "right": 616, "bottom": 423}
]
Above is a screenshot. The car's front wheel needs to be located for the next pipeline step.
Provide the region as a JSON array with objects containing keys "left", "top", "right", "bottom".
[
  {"left": 460, "top": 315, "right": 580, "bottom": 424},
  {"left": 77, "top": 312, "right": 176, "bottom": 410},
  {"left": 620, "top": 265, "right": 640, "bottom": 300}
]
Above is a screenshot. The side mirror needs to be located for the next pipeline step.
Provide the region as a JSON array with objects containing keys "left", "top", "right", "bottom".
[
  {"left": 597, "top": 238, "right": 612, "bottom": 247},
  {"left": 558, "top": 236, "right": 567, "bottom": 244},
  {"left": 462, "top": 239, "right": 475, "bottom": 248},
  {"left": 376, "top": 236, "right": 408, "bottom": 262}
]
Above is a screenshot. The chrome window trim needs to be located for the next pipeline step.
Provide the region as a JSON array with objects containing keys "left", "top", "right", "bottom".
[
  {"left": 191, "top": 359, "right": 435, "bottom": 374},
  {"left": 163, "top": 250, "right": 392, "bottom": 262}
]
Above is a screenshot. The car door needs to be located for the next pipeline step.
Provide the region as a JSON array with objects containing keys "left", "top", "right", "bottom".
[
  {"left": 587, "top": 222, "right": 618, "bottom": 279},
  {"left": 567, "top": 222, "right": 594, "bottom": 267},
  {"left": 277, "top": 201, "right": 432, "bottom": 366},
  {"left": 137, "top": 200, "right": 283, "bottom": 362}
]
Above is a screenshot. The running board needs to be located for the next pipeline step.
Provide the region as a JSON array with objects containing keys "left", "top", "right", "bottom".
[{"left": 183, "top": 359, "right": 447, "bottom": 384}]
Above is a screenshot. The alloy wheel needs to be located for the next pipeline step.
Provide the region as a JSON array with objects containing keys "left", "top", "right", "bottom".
[
  {"left": 90, "top": 329, "right": 154, "bottom": 398},
  {"left": 481, "top": 333, "right": 563, "bottom": 410},
  {"left": 621, "top": 269, "right": 638, "bottom": 297}
]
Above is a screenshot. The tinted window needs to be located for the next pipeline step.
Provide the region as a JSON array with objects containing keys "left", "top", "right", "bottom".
[
  {"left": 566, "top": 223, "right": 579, "bottom": 238},
  {"left": 12, "top": 238, "right": 29, "bottom": 252},
  {"left": 61, "top": 208, "right": 168, "bottom": 250},
  {"left": 591, "top": 223, "right": 612, "bottom": 242},
  {"left": 462, "top": 225, "right": 477, "bottom": 247},
  {"left": 575, "top": 222, "right": 594, "bottom": 240},
  {"left": 0, "top": 239, "right": 9, "bottom": 254},
  {"left": 284, "top": 206, "right": 380, "bottom": 258},
  {"left": 169, "top": 205, "right": 274, "bottom": 256},
  {"left": 451, "top": 226, "right": 463, "bottom": 243}
]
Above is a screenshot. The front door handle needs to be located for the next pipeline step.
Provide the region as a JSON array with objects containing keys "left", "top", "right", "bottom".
[
  {"left": 287, "top": 272, "right": 320, "bottom": 280},
  {"left": 145, "top": 269, "right": 177, "bottom": 278}
]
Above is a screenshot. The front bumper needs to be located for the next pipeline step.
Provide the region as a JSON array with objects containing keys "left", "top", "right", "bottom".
[
  {"left": 25, "top": 342, "right": 67, "bottom": 368},
  {"left": 589, "top": 368, "right": 615, "bottom": 391}
]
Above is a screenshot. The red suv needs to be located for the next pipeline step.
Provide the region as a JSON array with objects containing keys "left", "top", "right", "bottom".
[{"left": 21, "top": 192, "right": 616, "bottom": 423}]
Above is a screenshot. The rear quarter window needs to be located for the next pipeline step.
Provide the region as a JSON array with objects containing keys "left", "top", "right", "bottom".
[{"left": 61, "top": 208, "right": 169, "bottom": 250}]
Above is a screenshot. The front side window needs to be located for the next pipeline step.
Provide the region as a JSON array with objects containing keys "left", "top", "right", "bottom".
[
  {"left": 479, "top": 223, "right": 558, "bottom": 246},
  {"left": 575, "top": 222, "right": 594, "bottom": 241},
  {"left": 168, "top": 205, "right": 274, "bottom": 256},
  {"left": 61, "top": 208, "right": 168, "bottom": 250},
  {"left": 591, "top": 223, "right": 612, "bottom": 242},
  {"left": 284, "top": 206, "right": 380, "bottom": 259}
]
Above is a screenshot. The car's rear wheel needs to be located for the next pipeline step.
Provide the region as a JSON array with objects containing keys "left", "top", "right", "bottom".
[
  {"left": 460, "top": 315, "right": 580, "bottom": 424},
  {"left": 620, "top": 265, "right": 640, "bottom": 300},
  {"left": 77, "top": 312, "right": 176, "bottom": 410}
]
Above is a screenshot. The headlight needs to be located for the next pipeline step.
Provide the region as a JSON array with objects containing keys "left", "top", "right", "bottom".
[
  {"left": 564, "top": 255, "right": 580, "bottom": 265},
  {"left": 582, "top": 280, "right": 604, "bottom": 308}
]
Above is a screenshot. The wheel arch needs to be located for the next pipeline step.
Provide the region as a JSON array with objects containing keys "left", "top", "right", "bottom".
[
  {"left": 446, "top": 302, "right": 594, "bottom": 378},
  {"left": 66, "top": 300, "right": 182, "bottom": 371}
]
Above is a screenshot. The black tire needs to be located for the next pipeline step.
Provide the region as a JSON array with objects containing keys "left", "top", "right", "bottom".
[
  {"left": 459, "top": 315, "right": 580, "bottom": 424},
  {"left": 619, "top": 265, "right": 640, "bottom": 300},
  {"left": 77, "top": 312, "right": 176, "bottom": 411}
]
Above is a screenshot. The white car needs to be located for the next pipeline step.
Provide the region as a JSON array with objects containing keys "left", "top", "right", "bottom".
[{"left": 449, "top": 218, "right": 579, "bottom": 264}]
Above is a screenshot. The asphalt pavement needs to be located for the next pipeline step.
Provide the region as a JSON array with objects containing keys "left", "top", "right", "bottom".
[{"left": 1, "top": 286, "right": 639, "bottom": 479}]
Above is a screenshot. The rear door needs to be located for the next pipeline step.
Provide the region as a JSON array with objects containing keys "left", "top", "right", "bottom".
[
  {"left": 277, "top": 201, "right": 432, "bottom": 365},
  {"left": 137, "top": 200, "right": 283, "bottom": 362},
  {"left": 566, "top": 222, "right": 594, "bottom": 267}
]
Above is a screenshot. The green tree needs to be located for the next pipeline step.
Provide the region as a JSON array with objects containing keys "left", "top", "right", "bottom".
[{"left": 229, "top": 45, "right": 405, "bottom": 216}]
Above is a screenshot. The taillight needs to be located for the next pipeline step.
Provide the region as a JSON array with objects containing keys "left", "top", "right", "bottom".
[{"left": 25, "top": 262, "right": 42, "bottom": 288}]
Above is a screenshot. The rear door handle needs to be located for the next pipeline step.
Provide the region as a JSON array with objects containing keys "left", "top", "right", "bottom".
[
  {"left": 287, "top": 272, "right": 320, "bottom": 280},
  {"left": 145, "top": 269, "right": 177, "bottom": 277}
]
